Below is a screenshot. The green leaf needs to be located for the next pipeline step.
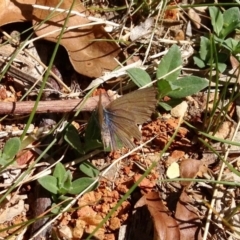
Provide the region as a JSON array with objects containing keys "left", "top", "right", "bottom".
[
  {"left": 63, "top": 171, "right": 72, "bottom": 189},
  {"left": 84, "top": 112, "right": 103, "bottom": 152},
  {"left": 68, "top": 177, "right": 98, "bottom": 195},
  {"left": 211, "top": 62, "right": 227, "bottom": 73},
  {"left": 58, "top": 170, "right": 72, "bottom": 194},
  {"left": 59, "top": 185, "right": 71, "bottom": 195},
  {"left": 193, "top": 56, "right": 206, "bottom": 68},
  {"left": 199, "top": 36, "right": 210, "bottom": 61},
  {"left": 58, "top": 195, "right": 71, "bottom": 202},
  {"left": 209, "top": 6, "right": 223, "bottom": 36},
  {"left": 79, "top": 162, "right": 99, "bottom": 178},
  {"left": 221, "top": 7, "right": 240, "bottom": 39},
  {"left": 126, "top": 68, "right": 152, "bottom": 87},
  {"left": 158, "top": 102, "right": 173, "bottom": 111},
  {"left": 166, "top": 98, "right": 183, "bottom": 107},
  {"left": 167, "top": 76, "right": 208, "bottom": 98},
  {"left": 157, "top": 45, "right": 182, "bottom": 81},
  {"left": 62, "top": 170, "right": 71, "bottom": 182},
  {"left": 0, "top": 157, "right": 8, "bottom": 166},
  {"left": 53, "top": 162, "right": 66, "bottom": 184},
  {"left": 64, "top": 124, "right": 83, "bottom": 154},
  {"left": 38, "top": 175, "right": 59, "bottom": 194},
  {"left": 84, "top": 139, "right": 103, "bottom": 152},
  {"left": 157, "top": 79, "right": 180, "bottom": 97},
  {"left": 51, "top": 203, "right": 61, "bottom": 214},
  {"left": 223, "top": 38, "right": 240, "bottom": 54},
  {"left": 3, "top": 137, "right": 21, "bottom": 160}
]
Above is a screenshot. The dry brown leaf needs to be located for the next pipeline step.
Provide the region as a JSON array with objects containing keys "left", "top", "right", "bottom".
[
  {"left": 230, "top": 55, "right": 240, "bottom": 82},
  {"left": 180, "top": 159, "right": 207, "bottom": 187},
  {"left": 0, "top": 0, "right": 34, "bottom": 26},
  {"left": 175, "top": 190, "right": 202, "bottom": 240},
  {"left": 0, "top": 0, "right": 121, "bottom": 78},
  {"left": 0, "top": 199, "right": 25, "bottom": 224},
  {"left": 136, "top": 192, "right": 180, "bottom": 240},
  {"left": 188, "top": 7, "right": 207, "bottom": 29},
  {"left": 188, "top": 8, "right": 202, "bottom": 29},
  {"left": 32, "top": 0, "right": 121, "bottom": 77},
  {"left": 213, "top": 121, "right": 235, "bottom": 139}
]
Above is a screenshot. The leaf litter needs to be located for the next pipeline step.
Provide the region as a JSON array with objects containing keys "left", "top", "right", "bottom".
[{"left": 0, "top": 0, "right": 240, "bottom": 240}]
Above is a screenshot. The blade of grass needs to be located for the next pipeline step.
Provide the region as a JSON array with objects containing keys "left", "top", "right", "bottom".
[{"left": 20, "top": 0, "right": 68, "bottom": 140}]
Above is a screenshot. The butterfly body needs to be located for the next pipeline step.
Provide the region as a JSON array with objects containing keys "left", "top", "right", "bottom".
[{"left": 98, "top": 87, "right": 157, "bottom": 151}]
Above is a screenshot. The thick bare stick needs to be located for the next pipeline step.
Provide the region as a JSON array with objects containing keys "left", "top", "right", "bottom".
[{"left": 0, "top": 95, "right": 110, "bottom": 114}]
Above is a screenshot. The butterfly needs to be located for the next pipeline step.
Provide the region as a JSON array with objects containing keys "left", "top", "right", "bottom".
[{"left": 97, "top": 87, "right": 157, "bottom": 151}]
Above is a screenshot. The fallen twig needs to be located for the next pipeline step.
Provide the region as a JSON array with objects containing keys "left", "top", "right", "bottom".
[{"left": 0, "top": 94, "right": 110, "bottom": 114}]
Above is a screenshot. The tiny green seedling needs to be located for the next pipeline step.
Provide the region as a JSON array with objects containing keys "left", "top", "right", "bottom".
[
  {"left": 0, "top": 137, "right": 21, "bottom": 167},
  {"left": 38, "top": 162, "right": 99, "bottom": 212},
  {"left": 64, "top": 123, "right": 84, "bottom": 155}
]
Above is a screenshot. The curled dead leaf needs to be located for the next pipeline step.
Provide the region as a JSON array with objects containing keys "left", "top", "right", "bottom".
[
  {"left": 32, "top": 0, "right": 121, "bottom": 77},
  {"left": 175, "top": 189, "right": 202, "bottom": 240},
  {"left": 0, "top": 0, "right": 121, "bottom": 78},
  {"left": 188, "top": 8, "right": 202, "bottom": 29},
  {"left": 180, "top": 159, "right": 207, "bottom": 187},
  {"left": 136, "top": 192, "right": 180, "bottom": 240},
  {"left": 0, "top": 0, "right": 35, "bottom": 26}
]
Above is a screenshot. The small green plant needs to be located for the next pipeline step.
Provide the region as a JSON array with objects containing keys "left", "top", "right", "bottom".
[
  {"left": 194, "top": 7, "right": 240, "bottom": 72},
  {"left": 38, "top": 162, "right": 99, "bottom": 211},
  {"left": 0, "top": 137, "right": 21, "bottom": 167},
  {"left": 64, "top": 121, "right": 103, "bottom": 153},
  {"left": 79, "top": 161, "right": 100, "bottom": 178},
  {"left": 83, "top": 114, "right": 103, "bottom": 152},
  {"left": 64, "top": 123, "right": 85, "bottom": 154},
  {"left": 127, "top": 44, "right": 208, "bottom": 110}
]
